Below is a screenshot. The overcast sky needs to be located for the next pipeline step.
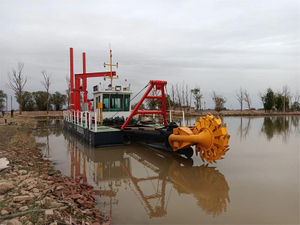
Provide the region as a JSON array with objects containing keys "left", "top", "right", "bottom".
[{"left": 0, "top": 0, "right": 299, "bottom": 109}]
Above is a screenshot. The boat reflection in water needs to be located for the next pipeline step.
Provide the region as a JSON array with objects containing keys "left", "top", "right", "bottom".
[{"left": 63, "top": 130, "right": 230, "bottom": 219}]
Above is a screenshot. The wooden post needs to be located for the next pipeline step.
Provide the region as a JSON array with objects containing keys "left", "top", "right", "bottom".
[{"left": 182, "top": 111, "right": 185, "bottom": 126}]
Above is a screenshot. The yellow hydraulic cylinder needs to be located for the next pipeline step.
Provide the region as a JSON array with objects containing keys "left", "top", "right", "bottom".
[{"left": 97, "top": 103, "right": 103, "bottom": 126}]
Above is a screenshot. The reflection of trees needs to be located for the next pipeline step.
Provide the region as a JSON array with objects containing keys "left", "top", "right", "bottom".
[
  {"left": 44, "top": 129, "right": 50, "bottom": 157},
  {"left": 291, "top": 116, "right": 300, "bottom": 133},
  {"left": 261, "top": 117, "right": 299, "bottom": 142},
  {"left": 236, "top": 117, "right": 251, "bottom": 140},
  {"left": 33, "top": 120, "right": 63, "bottom": 137},
  {"left": 32, "top": 120, "right": 64, "bottom": 157}
]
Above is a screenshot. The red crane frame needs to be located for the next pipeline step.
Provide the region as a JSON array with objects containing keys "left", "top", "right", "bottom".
[
  {"left": 70, "top": 48, "right": 117, "bottom": 111},
  {"left": 121, "top": 80, "right": 168, "bottom": 130}
]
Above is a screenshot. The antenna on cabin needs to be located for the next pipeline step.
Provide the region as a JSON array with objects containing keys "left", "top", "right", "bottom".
[{"left": 104, "top": 44, "right": 118, "bottom": 90}]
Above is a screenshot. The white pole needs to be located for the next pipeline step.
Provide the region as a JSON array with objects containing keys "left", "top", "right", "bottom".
[
  {"left": 80, "top": 112, "right": 83, "bottom": 127},
  {"left": 169, "top": 110, "right": 172, "bottom": 122},
  {"left": 84, "top": 112, "right": 86, "bottom": 128},
  {"left": 78, "top": 111, "right": 80, "bottom": 125},
  {"left": 89, "top": 112, "right": 91, "bottom": 130},
  {"left": 94, "top": 111, "right": 98, "bottom": 132},
  {"left": 182, "top": 110, "right": 185, "bottom": 126},
  {"left": 83, "top": 112, "right": 85, "bottom": 128},
  {"left": 76, "top": 111, "right": 78, "bottom": 125}
]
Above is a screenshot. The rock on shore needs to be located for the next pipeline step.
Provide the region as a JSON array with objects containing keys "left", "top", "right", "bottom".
[{"left": 0, "top": 123, "right": 109, "bottom": 224}]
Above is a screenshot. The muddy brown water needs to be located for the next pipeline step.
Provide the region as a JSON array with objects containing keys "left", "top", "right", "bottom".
[{"left": 33, "top": 116, "right": 300, "bottom": 224}]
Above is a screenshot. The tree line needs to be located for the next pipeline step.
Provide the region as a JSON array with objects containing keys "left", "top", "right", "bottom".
[
  {"left": 142, "top": 81, "right": 227, "bottom": 112},
  {"left": 167, "top": 81, "right": 227, "bottom": 112},
  {"left": 1, "top": 62, "right": 299, "bottom": 113},
  {"left": 15, "top": 91, "right": 67, "bottom": 111},
  {"left": 0, "top": 62, "right": 67, "bottom": 114},
  {"left": 258, "top": 86, "right": 300, "bottom": 112},
  {"left": 155, "top": 82, "right": 299, "bottom": 113}
]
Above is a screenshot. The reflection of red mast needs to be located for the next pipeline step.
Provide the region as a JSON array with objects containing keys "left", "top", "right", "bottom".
[
  {"left": 121, "top": 162, "right": 167, "bottom": 218},
  {"left": 124, "top": 145, "right": 230, "bottom": 218},
  {"left": 70, "top": 141, "right": 87, "bottom": 183}
]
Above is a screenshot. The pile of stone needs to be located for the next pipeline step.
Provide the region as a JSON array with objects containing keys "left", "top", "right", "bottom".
[{"left": 0, "top": 126, "right": 109, "bottom": 225}]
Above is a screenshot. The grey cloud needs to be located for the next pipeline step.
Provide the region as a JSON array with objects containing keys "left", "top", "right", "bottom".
[{"left": 0, "top": 0, "right": 299, "bottom": 110}]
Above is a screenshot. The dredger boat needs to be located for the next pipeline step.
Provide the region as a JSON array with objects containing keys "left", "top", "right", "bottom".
[{"left": 63, "top": 47, "right": 230, "bottom": 163}]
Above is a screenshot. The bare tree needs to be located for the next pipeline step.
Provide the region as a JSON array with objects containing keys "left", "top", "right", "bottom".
[
  {"left": 181, "top": 82, "right": 186, "bottom": 106},
  {"left": 236, "top": 86, "right": 244, "bottom": 111},
  {"left": 170, "top": 84, "right": 176, "bottom": 110},
  {"left": 282, "top": 85, "right": 291, "bottom": 112},
  {"left": 65, "top": 75, "right": 71, "bottom": 109},
  {"left": 6, "top": 62, "right": 27, "bottom": 114},
  {"left": 185, "top": 83, "right": 190, "bottom": 111},
  {"left": 243, "top": 89, "right": 252, "bottom": 109},
  {"left": 258, "top": 91, "right": 265, "bottom": 108},
  {"left": 41, "top": 69, "right": 52, "bottom": 114},
  {"left": 175, "top": 83, "right": 182, "bottom": 107},
  {"left": 293, "top": 90, "right": 300, "bottom": 103},
  {"left": 211, "top": 90, "right": 226, "bottom": 112}
]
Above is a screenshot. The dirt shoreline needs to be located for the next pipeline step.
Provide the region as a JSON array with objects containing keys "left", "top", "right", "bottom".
[{"left": 0, "top": 119, "right": 108, "bottom": 225}]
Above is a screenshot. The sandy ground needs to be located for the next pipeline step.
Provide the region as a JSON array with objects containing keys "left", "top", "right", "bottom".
[{"left": 0, "top": 119, "right": 109, "bottom": 225}]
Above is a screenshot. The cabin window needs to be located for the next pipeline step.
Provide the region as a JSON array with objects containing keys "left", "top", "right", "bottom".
[
  {"left": 110, "top": 94, "right": 123, "bottom": 111},
  {"left": 124, "top": 95, "right": 130, "bottom": 111},
  {"left": 103, "top": 94, "right": 109, "bottom": 111}
]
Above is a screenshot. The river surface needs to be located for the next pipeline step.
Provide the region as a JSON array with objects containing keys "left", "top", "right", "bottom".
[{"left": 33, "top": 116, "right": 300, "bottom": 224}]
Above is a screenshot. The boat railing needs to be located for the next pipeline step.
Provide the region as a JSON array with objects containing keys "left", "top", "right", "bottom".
[
  {"left": 167, "top": 110, "right": 185, "bottom": 126},
  {"left": 63, "top": 110, "right": 101, "bottom": 132}
]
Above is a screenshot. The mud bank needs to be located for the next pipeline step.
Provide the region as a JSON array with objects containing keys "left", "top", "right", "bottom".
[{"left": 0, "top": 121, "right": 109, "bottom": 225}]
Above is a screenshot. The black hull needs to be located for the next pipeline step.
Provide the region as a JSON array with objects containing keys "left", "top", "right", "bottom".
[{"left": 63, "top": 120, "right": 123, "bottom": 147}]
